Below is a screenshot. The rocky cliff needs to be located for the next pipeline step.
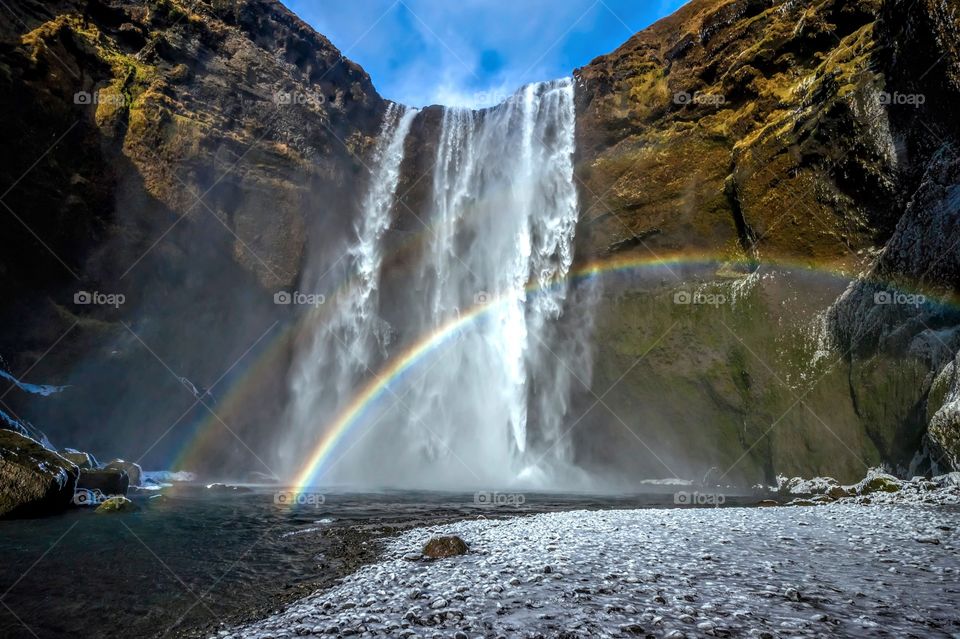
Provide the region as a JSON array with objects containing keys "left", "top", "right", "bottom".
[
  {"left": 0, "top": 0, "right": 386, "bottom": 466},
  {"left": 1, "top": 0, "right": 958, "bottom": 485},
  {"left": 568, "top": 0, "right": 960, "bottom": 484}
]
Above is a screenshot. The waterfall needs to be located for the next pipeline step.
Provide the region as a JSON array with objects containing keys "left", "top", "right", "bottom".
[
  {"left": 279, "top": 103, "right": 417, "bottom": 468},
  {"left": 285, "top": 79, "right": 590, "bottom": 488}
]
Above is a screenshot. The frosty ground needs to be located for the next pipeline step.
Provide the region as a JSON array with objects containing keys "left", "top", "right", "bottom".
[{"left": 219, "top": 503, "right": 960, "bottom": 638}]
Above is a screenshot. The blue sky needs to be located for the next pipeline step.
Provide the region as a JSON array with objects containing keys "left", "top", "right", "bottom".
[{"left": 283, "top": 0, "right": 689, "bottom": 108}]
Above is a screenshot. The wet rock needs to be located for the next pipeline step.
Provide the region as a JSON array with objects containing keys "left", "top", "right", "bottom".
[
  {"left": 852, "top": 469, "right": 903, "bottom": 495},
  {"left": 0, "top": 430, "right": 78, "bottom": 518},
  {"left": 60, "top": 448, "right": 98, "bottom": 469},
  {"left": 77, "top": 468, "right": 129, "bottom": 498},
  {"left": 95, "top": 495, "right": 140, "bottom": 513},
  {"left": 104, "top": 459, "right": 143, "bottom": 487},
  {"left": 422, "top": 536, "right": 468, "bottom": 559},
  {"left": 827, "top": 485, "right": 851, "bottom": 499}
]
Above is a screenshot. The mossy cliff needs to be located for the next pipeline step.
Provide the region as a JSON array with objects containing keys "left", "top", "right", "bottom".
[{"left": 570, "top": 0, "right": 960, "bottom": 483}]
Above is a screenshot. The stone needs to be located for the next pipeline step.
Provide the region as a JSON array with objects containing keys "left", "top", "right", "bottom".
[
  {"left": 0, "top": 430, "right": 78, "bottom": 518},
  {"left": 95, "top": 495, "right": 139, "bottom": 513},
  {"left": 59, "top": 448, "right": 98, "bottom": 469},
  {"left": 422, "top": 535, "right": 468, "bottom": 559},
  {"left": 104, "top": 459, "right": 143, "bottom": 486},
  {"left": 77, "top": 468, "right": 130, "bottom": 499}
]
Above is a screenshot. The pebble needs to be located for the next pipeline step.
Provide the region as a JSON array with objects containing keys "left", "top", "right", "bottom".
[{"left": 219, "top": 506, "right": 960, "bottom": 638}]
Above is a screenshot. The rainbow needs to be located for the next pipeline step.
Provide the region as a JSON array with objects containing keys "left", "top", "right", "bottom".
[
  {"left": 286, "top": 252, "right": 848, "bottom": 492},
  {"left": 169, "top": 250, "right": 955, "bottom": 492}
]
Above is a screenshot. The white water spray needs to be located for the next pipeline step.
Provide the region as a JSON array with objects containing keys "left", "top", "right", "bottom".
[
  {"left": 280, "top": 103, "right": 417, "bottom": 467},
  {"left": 285, "top": 80, "right": 590, "bottom": 488}
]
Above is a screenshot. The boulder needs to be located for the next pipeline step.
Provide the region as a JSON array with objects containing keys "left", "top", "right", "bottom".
[
  {"left": 826, "top": 485, "right": 850, "bottom": 499},
  {"left": 60, "top": 448, "right": 98, "bottom": 469},
  {"left": 777, "top": 475, "right": 842, "bottom": 497},
  {"left": 0, "top": 430, "right": 78, "bottom": 518},
  {"left": 850, "top": 468, "right": 903, "bottom": 495},
  {"left": 422, "top": 536, "right": 469, "bottom": 559},
  {"left": 104, "top": 459, "right": 142, "bottom": 487},
  {"left": 95, "top": 496, "right": 139, "bottom": 513},
  {"left": 77, "top": 468, "right": 129, "bottom": 499}
]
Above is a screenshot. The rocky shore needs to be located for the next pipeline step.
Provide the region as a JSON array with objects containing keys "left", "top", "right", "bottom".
[
  {"left": 0, "top": 429, "right": 143, "bottom": 518},
  {"left": 222, "top": 503, "right": 960, "bottom": 639}
]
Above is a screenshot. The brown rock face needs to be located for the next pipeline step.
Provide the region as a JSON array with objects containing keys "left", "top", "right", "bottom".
[
  {"left": 562, "top": 0, "right": 960, "bottom": 483},
  {"left": 0, "top": 0, "right": 387, "bottom": 469},
  {"left": 0, "top": 430, "right": 78, "bottom": 518},
  {"left": 574, "top": 0, "right": 908, "bottom": 264}
]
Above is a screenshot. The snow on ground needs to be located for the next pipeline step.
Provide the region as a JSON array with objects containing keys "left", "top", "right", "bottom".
[{"left": 223, "top": 505, "right": 960, "bottom": 638}]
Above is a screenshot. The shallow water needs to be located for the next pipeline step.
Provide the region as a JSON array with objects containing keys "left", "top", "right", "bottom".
[{"left": 0, "top": 486, "right": 752, "bottom": 638}]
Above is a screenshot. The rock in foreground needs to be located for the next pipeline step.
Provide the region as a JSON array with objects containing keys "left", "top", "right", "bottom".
[
  {"left": 0, "top": 430, "right": 78, "bottom": 518},
  {"left": 95, "top": 496, "right": 139, "bottom": 514},
  {"left": 104, "top": 460, "right": 143, "bottom": 487},
  {"left": 422, "top": 535, "right": 468, "bottom": 559},
  {"left": 59, "top": 448, "right": 98, "bottom": 469},
  {"left": 77, "top": 468, "right": 130, "bottom": 499}
]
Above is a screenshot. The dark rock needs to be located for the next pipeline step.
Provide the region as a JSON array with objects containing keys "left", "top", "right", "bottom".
[
  {"left": 422, "top": 535, "right": 469, "bottom": 559},
  {"left": 0, "top": 430, "right": 78, "bottom": 518},
  {"left": 77, "top": 468, "right": 130, "bottom": 498},
  {"left": 853, "top": 470, "right": 903, "bottom": 495},
  {"left": 827, "top": 485, "right": 851, "bottom": 499},
  {"left": 104, "top": 459, "right": 142, "bottom": 486},
  {"left": 60, "top": 448, "right": 98, "bottom": 469}
]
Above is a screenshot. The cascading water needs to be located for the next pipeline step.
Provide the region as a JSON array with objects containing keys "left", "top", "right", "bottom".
[
  {"left": 285, "top": 79, "right": 592, "bottom": 488},
  {"left": 279, "top": 103, "right": 417, "bottom": 468}
]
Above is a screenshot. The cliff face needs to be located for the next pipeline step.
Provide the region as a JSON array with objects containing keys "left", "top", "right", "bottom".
[
  {"left": 568, "top": 0, "right": 960, "bottom": 483},
  {"left": 0, "top": 0, "right": 386, "bottom": 464},
  {"left": 1, "top": 0, "right": 958, "bottom": 483}
]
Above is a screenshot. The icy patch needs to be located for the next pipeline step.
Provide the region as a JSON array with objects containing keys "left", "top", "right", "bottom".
[
  {"left": 223, "top": 505, "right": 960, "bottom": 638},
  {"left": 143, "top": 470, "right": 196, "bottom": 483},
  {"left": 0, "top": 367, "right": 67, "bottom": 396}
]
